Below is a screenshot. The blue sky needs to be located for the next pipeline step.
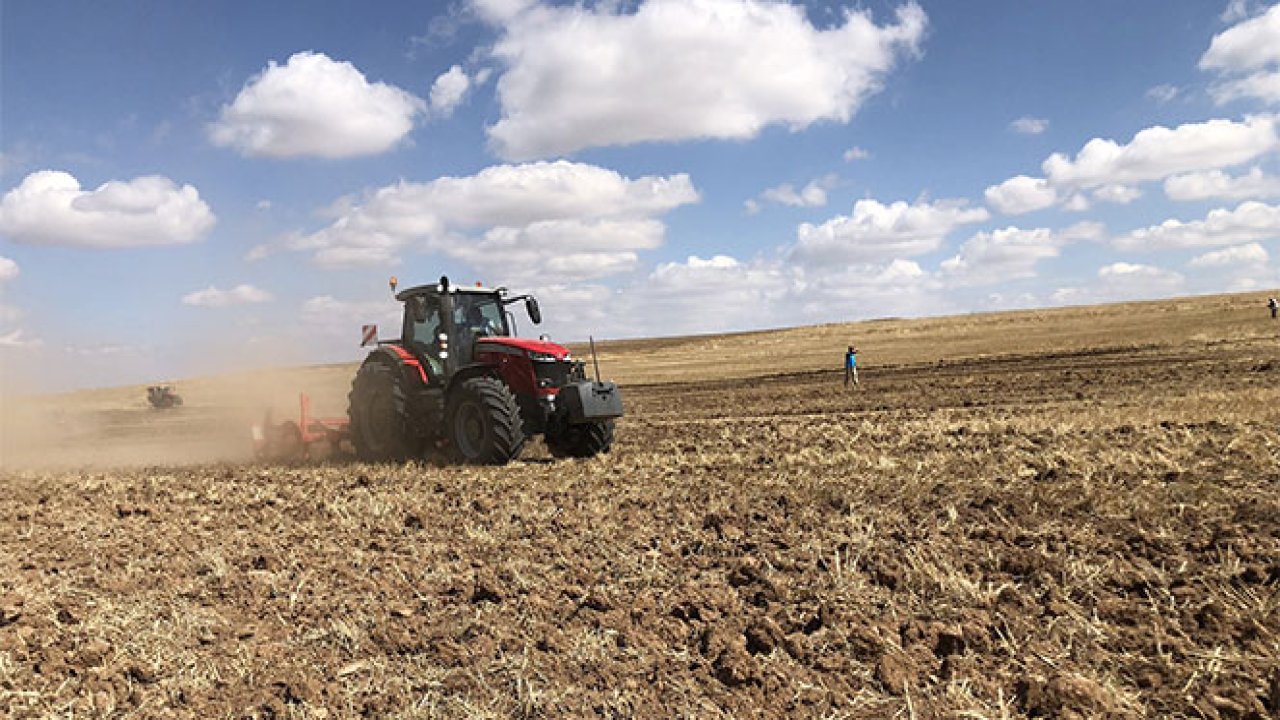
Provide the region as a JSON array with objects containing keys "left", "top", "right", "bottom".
[{"left": 3, "top": 0, "right": 1280, "bottom": 391}]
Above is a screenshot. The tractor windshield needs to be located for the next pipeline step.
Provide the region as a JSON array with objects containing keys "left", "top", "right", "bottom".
[
  {"left": 453, "top": 294, "right": 507, "bottom": 337},
  {"left": 453, "top": 293, "right": 508, "bottom": 363}
]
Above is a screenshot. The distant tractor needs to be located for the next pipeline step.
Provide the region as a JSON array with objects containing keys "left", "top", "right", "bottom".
[
  {"left": 346, "top": 276, "right": 623, "bottom": 465},
  {"left": 146, "top": 385, "right": 183, "bottom": 409}
]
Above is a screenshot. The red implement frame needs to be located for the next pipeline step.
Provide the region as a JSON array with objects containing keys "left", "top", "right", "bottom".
[{"left": 252, "top": 393, "right": 351, "bottom": 461}]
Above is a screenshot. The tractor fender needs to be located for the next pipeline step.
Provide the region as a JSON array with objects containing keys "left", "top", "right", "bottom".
[{"left": 361, "top": 344, "right": 431, "bottom": 388}]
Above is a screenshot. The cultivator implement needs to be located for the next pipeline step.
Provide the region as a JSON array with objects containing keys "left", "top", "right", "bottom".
[{"left": 252, "top": 393, "right": 351, "bottom": 461}]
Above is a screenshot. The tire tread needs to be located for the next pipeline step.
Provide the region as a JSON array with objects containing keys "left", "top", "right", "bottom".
[{"left": 447, "top": 376, "right": 525, "bottom": 464}]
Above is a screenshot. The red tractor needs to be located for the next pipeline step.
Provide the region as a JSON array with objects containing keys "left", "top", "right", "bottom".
[{"left": 346, "top": 276, "right": 622, "bottom": 464}]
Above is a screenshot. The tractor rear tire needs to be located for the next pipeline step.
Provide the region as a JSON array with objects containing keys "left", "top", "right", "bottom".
[
  {"left": 348, "top": 361, "right": 421, "bottom": 462},
  {"left": 546, "top": 419, "right": 615, "bottom": 459},
  {"left": 446, "top": 376, "right": 525, "bottom": 465}
]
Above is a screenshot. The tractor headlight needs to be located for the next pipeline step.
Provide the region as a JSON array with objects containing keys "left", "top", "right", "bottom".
[{"left": 528, "top": 351, "right": 558, "bottom": 362}]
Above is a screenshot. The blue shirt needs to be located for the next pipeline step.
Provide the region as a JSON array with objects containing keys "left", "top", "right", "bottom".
[{"left": 845, "top": 351, "right": 857, "bottom": 368}]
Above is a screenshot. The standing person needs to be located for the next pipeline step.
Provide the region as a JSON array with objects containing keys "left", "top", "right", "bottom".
[
  {"left": 844, "top": 345, "right": 859, "bottom": 388},
  {"left": 1269, "top": 296, "right": 1278, "bottom": 319}
]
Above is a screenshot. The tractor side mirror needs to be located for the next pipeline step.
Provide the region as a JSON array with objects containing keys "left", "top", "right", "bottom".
[
  {"left": 526, "top": 297, "right": 542, "bottom": 325},
  {"left": 410, "top": 296, "right": 428, "bottom": 324}
]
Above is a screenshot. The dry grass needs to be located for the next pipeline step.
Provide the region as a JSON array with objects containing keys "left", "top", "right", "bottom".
[{"left": 1, "top": 291, "right": 1279, "bottom": 718}]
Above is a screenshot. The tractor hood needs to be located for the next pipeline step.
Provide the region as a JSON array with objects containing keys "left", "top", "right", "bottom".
[{"left": 477, "top": 336, "right": 572, "bottom": 360}]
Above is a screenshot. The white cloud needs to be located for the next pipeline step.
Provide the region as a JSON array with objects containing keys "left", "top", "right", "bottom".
[
  {"left": 1042, "top": 116, "right": 1280, "bottom": 189},
  {"left": 449, "top": 218, "right": 663, "bottom": 283},
  {"left": 1146, "top": 84, "right": 1181, "bottom": 103},
  {"left": 787, "top": 258, "right": 938, "bottom": 320},
  {"left": 292, "top": 160, "right": 698, "bottom": 280},
  {"left": 792, "top": 197, "right": 989, "bottom": 265},
  {"left": 1210, "top": 71, "right": 1280, "bottom": 105},
  {"left": 764, "top": 181, "right": 829, "bottom": 208},
  {"left": 1201, "top": 4, "right": 1280, "bottom": 105},
  {"left": 940, "top": 226, "right": 1062, "bottom": 286},
  {"left": 1221, "top": 0, "right": 1256, "bottom": 23},
  {"left": 301, "top": 295, "right": 401, "bottom": 335},
  {"left": 1053, "top": 262, "right": 1187, "bottom": 307},
  {"left": 1010, "top": 116, "right": 1048, "bottom": 135},
  {"left": 520, "top": 282, "right": 613, "bottom": 337},
  {"left": 64, "top": 343, "right": 144, "bottom": 358},
  {"left": 589, "top": 249, "right": 948, "bottom": 339},
  {"left": 0, "top": 171, "right": 215, "bottom": 247},
  {"left": 1098, "top": 262, "right": 1185, "bottom": 284},
  {"left": 1092, "top": 184, "right": 1143, "bottom": 204},
  {"left": 984, "top": 175, "right": 1058, "bottom": 215},
  {"left": 1049, "top": 262, "right": 1187, "bottom": 303},
  {"left": 182, "top": 284, "right": 274, "bottom": 307},
  {"left": 1164, "top": 166, "right": 1280, "bottom": 201},
  {"left": 1188, "top": 241, "right": 1270, "bottom": 267},
  {"left": 429, "top": 65, "right": 471, "bottom": 117},
  {"left": 482, "top": 0, "right": 927, "bottom": 159},
  {"left": 610, "top": 254, "right": 798, "bottom": 336},
  {"left": 1062, "top": 193, "right": 1091, "bottom": 212},
  {"left": 0, "top": 328, "right": 42, "bottom": 349},
  {"left": 748, "top": 175, "right": 834, "bottom": 213},
  {"left": 302, "top": 295, "right": 381, "bottom": 317},
  {"left": 245, "top": 244, "right": 273, "bottom": 262},
  {"left": 0, "top": 256, "right": 17, "bottom": 282},
  {"left": 1060, "top": 220, "right": 1106, "bottom": 242},
  {"left": 209, "top": 51, "right": 426, "bottom": 159},
  {"left": 987, "top": 116, "right": 1280, "bottom": 213},
  {"left": 843, "top": 146, "right": 871, "bottom": 162},
  {"left": 1114, "top": 200, "right": 1280, "bottom": 250},
  {"left": 1201, "top": 3, "right": 1280, "bottom": 73},
  {"left": 312, "top": 245, "right": 401, "bottom": 268},
  {"left": 471, "top": 0, "right": 538, "bottom": 24},
  {"left": 940, "top": 222, "right": 1105, "bottom": 290}
]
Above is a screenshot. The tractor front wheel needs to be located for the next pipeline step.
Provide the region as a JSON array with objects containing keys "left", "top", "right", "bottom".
[
  {"left": 348, "top": 361, "right": 421, "bottom": 462},
  {"left": 446, "top": 376, "right": 525, "bottom": 465},
  {"left": 546, "top": 419, "right": 615, "bottom": 459}
]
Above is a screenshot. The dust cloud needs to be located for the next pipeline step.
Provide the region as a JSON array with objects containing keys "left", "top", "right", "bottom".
[
  {"left": 0, "top": 315, "right": 372, "bottom": 471},
  {"left": 0, "top": 363, "right": 357, "bottom": 471}
]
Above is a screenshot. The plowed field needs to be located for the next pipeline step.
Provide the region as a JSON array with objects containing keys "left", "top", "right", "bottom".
[{"left": 2, "top": 294, "right": 1279, "bottom": 718}]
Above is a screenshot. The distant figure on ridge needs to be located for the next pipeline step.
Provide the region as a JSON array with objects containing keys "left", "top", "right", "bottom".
[
  {"left": 1269, "top": 296, "right": 1278, "bottom": 319},
  {"left": 844, "top": 345, "right": 859, "bottom": 388}
]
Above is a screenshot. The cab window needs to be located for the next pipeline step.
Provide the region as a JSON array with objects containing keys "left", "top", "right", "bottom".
[{"left": 454, "top": 296, "right": 507, "bottom": 337}]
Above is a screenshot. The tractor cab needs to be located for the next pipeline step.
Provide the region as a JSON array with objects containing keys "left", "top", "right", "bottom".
[{"left": 395, "top": 277, "right": 541, "bottom": 381}]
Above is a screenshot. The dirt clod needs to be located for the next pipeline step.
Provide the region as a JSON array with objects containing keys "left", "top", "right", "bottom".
[
  {"left": 876, "top": 652, "right": 915, "bottom": 696},
  {"left": 1017, "top": 672, "right": 1118, "bottom": 718},
  {"left": 471, "top": 572, "right": 505, "bottom": 604}
]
